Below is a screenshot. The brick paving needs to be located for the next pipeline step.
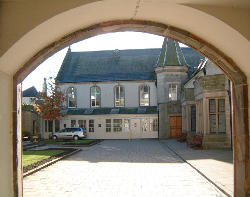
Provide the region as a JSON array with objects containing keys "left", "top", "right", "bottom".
[
  {"left": 162, "top": 139, "right": 233, "bottom": 196},
  {"left": 23, "top": 140, "right": 227, "bottom": 197}
]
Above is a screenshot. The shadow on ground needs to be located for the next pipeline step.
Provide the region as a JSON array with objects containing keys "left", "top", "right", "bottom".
[{"left": 63, "top": 139, "right": 233, "bottom": 164}]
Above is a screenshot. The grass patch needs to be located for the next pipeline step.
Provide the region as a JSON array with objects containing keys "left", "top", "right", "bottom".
[
  {"left": 40, "top": 139, "right": 96, "bottom": 145},
  {"left": 23, "top": 150, "right": 65, "bottom": 167}
]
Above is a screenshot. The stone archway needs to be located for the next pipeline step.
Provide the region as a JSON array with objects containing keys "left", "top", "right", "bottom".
[{"left": 13, "top": 20, "right": 248, "bottom": 196}]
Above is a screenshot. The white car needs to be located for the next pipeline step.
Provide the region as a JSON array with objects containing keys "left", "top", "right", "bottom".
[{"left": 52, "top": 127, "right": 87, "bottom": 140}]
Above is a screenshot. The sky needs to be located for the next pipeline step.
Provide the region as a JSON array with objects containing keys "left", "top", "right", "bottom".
[{"left": 22, "top": 32, "right": 187, "bottom": 92}]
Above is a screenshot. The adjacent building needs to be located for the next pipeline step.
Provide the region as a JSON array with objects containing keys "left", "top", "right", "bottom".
[
  {"left": 22, "top": 86, "right": 40, "bottom": 137},
  {"left": 182, "top": 58, "right": 232, "bottom": 148}
]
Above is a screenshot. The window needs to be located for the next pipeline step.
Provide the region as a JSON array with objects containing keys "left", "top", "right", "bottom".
[
  {"left": 78, "top": 120, "right": 86, "bottom": 128},
  {"left": 89, "top": 120, "right": 94, "bottom": 132},
  {"left": 91, "top": 86, "right": 101, "bottom": 107},
  {"left": 48, "top": 120, "right": 53, "bottom": 132},
  {"left": 141, "top": 119, "right": 150, "bottom": 132},
  {"left": 67, "top": 87, "right": 77, "bottom": 108},
  {"left": 152, "top": 118, "right": 158, "bottom": 132},
  {"left": 115, "top": 86, "right": 125, "bottom": 107},
  {"left": 139, "top": 85, "right": 150, "bottom": 106},
  {"left": 106, "top": 119, "right": 111, "bottom": 132},
  {"left": 209, "top": 98, "right": 226, "bottom": 133},
  {"left": 124, "top": 119, "right": 130, "bottom": 132},
  {"left": 191, "top": 105, "right": 196, "bottom": 132},
  {"left": 71, "top": 120, "right": 76, "bottom": 127},
  {"left": 45, "top": 120, "right": 48, "bottom": 132},
  {"left": 55, "top": 120, "right": 60, "bottom": 131},
  {"left": 141, "top": 118, "right": 158, "bottom": 132},
  {"left": 113, "top": 119, "right": 122, "bottom": 132},
  {"left": 218, "top": 99, "right": 226, "bottom": 133},
  {"left": 169, "top": 84, "right": 177, "bottom": 101}
]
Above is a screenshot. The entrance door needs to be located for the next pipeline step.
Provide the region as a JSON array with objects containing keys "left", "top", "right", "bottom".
[
  {"left": 130, "top": 119, "right": 141, "bottom": 139},
  {"left": 170, "top": 116, "right": 182, "bottom": 138}
]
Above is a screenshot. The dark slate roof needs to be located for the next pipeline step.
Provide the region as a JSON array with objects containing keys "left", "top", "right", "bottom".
[
  {"left": 183, "top": 58, "right": 208, "bottom": 85},
  {"left": 156, "top": 38, "right": 187, "bottom": 67},
  {"left": 63, "top": 106, "right": 158, "bottom": 115},
  {"left": 57, "top": 47, "right": 203, "bottom": 83},
  {"left": 23, "top": 86, "right": 38, "bottom": 97}
]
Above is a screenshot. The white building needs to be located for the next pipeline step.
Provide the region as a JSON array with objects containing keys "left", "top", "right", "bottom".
[
  {"left": 22, "top": 86, "right": 38, "bottom": 105},
  {"left": 41, "top": 38, "right": 204, "bottom": 140}
]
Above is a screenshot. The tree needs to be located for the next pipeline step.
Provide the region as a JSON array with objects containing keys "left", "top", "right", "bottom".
[{"left": 34, "top": 78, "right": 66, "bottom": 120}]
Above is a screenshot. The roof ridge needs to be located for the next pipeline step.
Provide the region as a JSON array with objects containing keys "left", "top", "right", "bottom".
[{"left": 70, "top": 48, "right": 162, "bottom": 53}]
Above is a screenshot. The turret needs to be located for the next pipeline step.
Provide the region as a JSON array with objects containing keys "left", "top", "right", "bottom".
[{"left": 155, "top": 37, "right": 188, "bottom": 138}]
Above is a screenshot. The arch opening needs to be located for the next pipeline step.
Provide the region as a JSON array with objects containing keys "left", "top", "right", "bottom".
[{"left": 14, "top": 20, "right": 248, "bottom": 197}]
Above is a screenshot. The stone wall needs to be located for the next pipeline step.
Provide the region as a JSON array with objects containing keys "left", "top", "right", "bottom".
[
  {"left": 183, "top": 88, "right": 194, "bottom": 101},
  {"left": 201, "top": 74, "right": 225, "bottom": 90},
  {"left": 159, "top": 101, "right": 182, "bottom": 138},
  {"left": 22, "top": 111, "right": 39, "bottom": 136}
]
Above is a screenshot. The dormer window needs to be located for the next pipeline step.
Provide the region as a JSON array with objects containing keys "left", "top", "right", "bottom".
[
  {"left": 91, "top": 86, "right": 101, "bottom": 107},
  {"left": 67, "top": 87, "right": 77, "bottom": 108},
  {"left": 115, "top": 85, "right": 125, "bottom": 107},
  {"left": 139, "top": 85, "right": 150, "bottom": 106}
]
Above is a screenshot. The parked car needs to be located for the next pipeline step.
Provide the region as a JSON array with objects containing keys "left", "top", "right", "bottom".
[{"left": 52, "top": 127, "right": 87, "bottom": 140}]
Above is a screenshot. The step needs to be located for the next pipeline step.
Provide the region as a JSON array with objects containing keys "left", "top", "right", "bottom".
[
  {"left": 202, "top": 141, "right": 231, "bottom": 149},
  {"left": 203, "top": 134, "right": 229, "bottom": 142}
]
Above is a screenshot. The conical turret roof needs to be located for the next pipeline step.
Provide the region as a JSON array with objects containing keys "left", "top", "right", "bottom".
[{"left": 156, "top": 37, "right": 187, "bottom": 67}]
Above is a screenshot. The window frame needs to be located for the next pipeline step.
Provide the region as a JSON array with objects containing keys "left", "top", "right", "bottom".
[
  {"left": 114, "top": 85, "right": 125, "bottom": 107},
  {"left": 48, "top": 120, "right": 53, "bottom": 132},
  {"left": 71, "top": 119, "right": 76, "bottom": 127},
  {"left": 105, "top": 119, "right": 112, "bottom": 132},
  {"left": 190, "top": 105, "right": 196, "bottom": 132},
  {"left": 90, "top": 86, "right": 101, "bottom": 108},
  {"left": 45, "top": 120, "right": 48, "bottom": 132},
  {"left": 89, "top": 119, "right": 94, "bottom": 132},
  {"left": 113, "top": 119, "right": 123, "bottom": 132},
  {"left": 169, "top": 83, "right": 178, "bottom": 101},
  {"left": 78, "top": 120, "right": 86, "bottom": 128},
  {"left": 141, "top": 118, "right": 158, "bottom": 132},
  {"left": 139, "top": 85, "right": 150, "bottom": 106},
  {"left": 152, "top": 118, "right": 158, "bottom": 132},
  {"left": 208, "top": 98, "right": 226, "bottom": 133},
  {"left": 67, "top": 87, "right": 77, "bottom": 108}
]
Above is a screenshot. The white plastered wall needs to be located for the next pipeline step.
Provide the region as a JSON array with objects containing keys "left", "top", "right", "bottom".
[
  {"left": 59, "top": 114, "right": 158, "bottom": 139},
  {"left": 60, "top": 81, "right": 157, "bottom": 108}
]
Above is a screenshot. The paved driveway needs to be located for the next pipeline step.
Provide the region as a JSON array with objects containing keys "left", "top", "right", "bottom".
[{"left": 23, "top": 140, "right": 226, "bottom": 197}]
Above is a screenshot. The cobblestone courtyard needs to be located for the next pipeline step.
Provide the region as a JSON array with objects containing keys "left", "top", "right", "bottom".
[{"left": 23, "top": 140, "right": 227, "bottom": 197}]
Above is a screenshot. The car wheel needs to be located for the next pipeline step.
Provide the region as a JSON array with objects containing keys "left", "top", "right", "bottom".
[
  {"left": 73, "top": 135, "right": 79, "bottom": 141},
  {"left": 52, "top": 135, "right": 57, "bottom": 140}
]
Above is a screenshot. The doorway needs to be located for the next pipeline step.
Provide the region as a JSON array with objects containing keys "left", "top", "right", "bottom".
[{"left": 170, "top": 116, "right": 182, "bottom": 138}]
